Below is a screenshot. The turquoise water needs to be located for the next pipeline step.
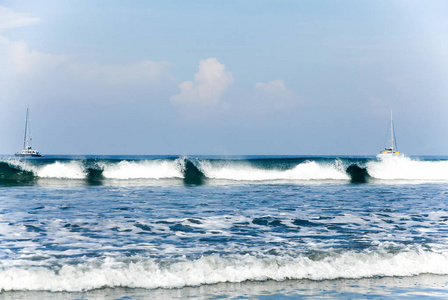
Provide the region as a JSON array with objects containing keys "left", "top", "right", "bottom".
[{"left": 1, "top": 155, "right": 448, "bottom": 298}]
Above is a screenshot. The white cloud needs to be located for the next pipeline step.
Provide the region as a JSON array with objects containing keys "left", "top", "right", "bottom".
[
  {"left": 171, "top": 58, "right": 233, "bottom": 107},
  {"left": 0, "top": 6, "right": 40, "bottom": 30}
]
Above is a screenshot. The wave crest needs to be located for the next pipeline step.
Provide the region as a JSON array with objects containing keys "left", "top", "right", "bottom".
[
  {"left": 198, "top": 160, "right": 349, "bottom": 181},
  {"left": 2, "top": 156, "right": 448, "bottom": 184},
  {"left": 7, "top": 160, "right": 87, "bottom": 179},
  {"left": 99, "top": 159, "right": 184, "bottom": 179},
  {"left": 367, "top": 156, "right": 448, "bottom": 180},
  {"left": 1, "top": 249, "right": 447, "bottom": 292}
]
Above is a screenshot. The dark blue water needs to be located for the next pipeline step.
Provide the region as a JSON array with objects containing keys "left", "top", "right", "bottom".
[{"left": 1, "top": 155, "right": 448, "bottom": 299}]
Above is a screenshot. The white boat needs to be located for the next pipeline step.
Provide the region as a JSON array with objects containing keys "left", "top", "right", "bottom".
[
  {"left": 377, "top": 111, "right": 404, "bottom": 158},
  {"left": 15, "top": 106, "right": 43, "bottom": 157}
]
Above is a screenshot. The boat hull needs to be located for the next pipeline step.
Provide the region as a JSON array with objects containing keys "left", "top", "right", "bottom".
[
  {"left": 15, "top": 153, "right": 43, "bottom": 157},
  {"left": 376, "top": 152, "right": 404, "bottom": 159}
]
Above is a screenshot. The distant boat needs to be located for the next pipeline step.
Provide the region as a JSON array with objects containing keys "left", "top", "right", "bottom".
[
  {"left": 15, "top": 106, "right": 43, "bottom": 157},
  {"left": 377, "top": 110, "right": 404, "bottom": 158}
]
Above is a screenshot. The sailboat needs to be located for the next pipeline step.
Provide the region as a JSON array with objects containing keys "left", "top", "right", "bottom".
[
  {"left": 376, "top": 110, "right": 404, "bottom": 158},
  {"left": 15, "top": 106, "right": 43, "bottom": 157}
]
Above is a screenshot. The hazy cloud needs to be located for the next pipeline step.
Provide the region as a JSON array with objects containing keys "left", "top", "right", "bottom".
[
  {"left": 0, "top": 7, "right": 174, "bottom": 110},
  {"left": 0, "top": 36, "right": 67, "bottom": 74},
  {"left": 171, "top": 58, "right": 233, "bottom": 107},
  {"left": 254, "top": 80, "right": 291, "bottom": 98},
  {"left": 0, "top": 6, "right": 40, "bottom": 30},
  {"left": 252, "top": 79, "right": 295, "bottom": 112},
  {"left": 0, "top": 5, "right": 174, "bottom": 109},
  {"left": 69, "top": 60, "right": 173, "bottom": 86},
  {"left": 0, "top": 34, "right": 171, "bottom": 84},
  {"left": 0, "top": 6, "right": 66, "bottom": 75}
]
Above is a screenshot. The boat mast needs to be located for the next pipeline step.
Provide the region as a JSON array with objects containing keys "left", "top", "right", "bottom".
[
  {"left": 23, "top": 105, "right": 30, "bottom": 150},
  {"left": 390, "top": 110, "right": 395, "bottom": 152}
]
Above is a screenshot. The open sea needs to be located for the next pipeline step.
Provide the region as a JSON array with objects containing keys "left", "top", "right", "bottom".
[{"left": 1, "top": 155, "right": 448, "bottom": 299}]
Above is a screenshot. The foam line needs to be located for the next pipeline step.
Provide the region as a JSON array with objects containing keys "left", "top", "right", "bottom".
[{"left": 0, "top": 249, "right": 447, "bottom": 292}]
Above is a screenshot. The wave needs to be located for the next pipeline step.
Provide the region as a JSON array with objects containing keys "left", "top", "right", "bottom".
[
  {"left": 197, "top": 159, "right": 349, "bottom": 181},
  {"left": 0, "top": 158, "right": 186, "bottom": 183},
  {"left": 0, "top": 248, "right": 447, "bottom": 292},
  {"left": 1, "top": 156, "right": 448, "bottom": 185},
  {"left": 7, "top": 160, "right": 87, "bottom": 180},
  {"left": 99, "top": 159, "right": 184, "bottom": 180},
  {"left": 367, "top": 156, "right": 448, "bottom": 181},
  {"left": 0, "top": 161, "right": 34, "bottom": 183}
]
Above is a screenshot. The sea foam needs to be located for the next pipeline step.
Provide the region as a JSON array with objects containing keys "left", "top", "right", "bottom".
[
  {"left": 198, "top": 160, "right": 349, "bottom": 181},
  {"left": 100, "top": 159, "right": 184, "bottom": 179},
  {"left": 367, "top": 156, "right": 448, "bottom": 181},
  {"left": 1, "top": 249, "right": 447, "bottom": 292},
  {"left": 8, "top": 160, "right": 87, "bottom": 179}
]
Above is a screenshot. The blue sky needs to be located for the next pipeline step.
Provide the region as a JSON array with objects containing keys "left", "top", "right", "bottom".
[{"left": 1, "top": 0, "right": 448, "bottom": 155}]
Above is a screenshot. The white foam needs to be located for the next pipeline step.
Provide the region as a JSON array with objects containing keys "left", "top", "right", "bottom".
[
  {"left": 199, "top": 160, "right": 349, "bottom": 181},
  {"left": 8, "top": 160, "right": 87, "bottom": 179},
  {"left": 1, "top": 249, "right": 448, "bottom": 292},
  {"left": 367, "top": 156, "right": 448, "bottom": 180},
  {"left": 37, "top": 161, "right": 87, "bottom": 179},
  {"left": 100, "top": 159, "right": 184, "bottom": 179}
]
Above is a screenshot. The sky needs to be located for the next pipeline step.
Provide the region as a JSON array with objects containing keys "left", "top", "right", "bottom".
[{"left": 1, "top": 0, "right": 448, "bottom": 155}]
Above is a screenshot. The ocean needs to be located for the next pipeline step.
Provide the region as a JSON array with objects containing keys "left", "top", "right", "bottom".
[{"left": 1, "top": 155, "right": 448, "bottom": 299}]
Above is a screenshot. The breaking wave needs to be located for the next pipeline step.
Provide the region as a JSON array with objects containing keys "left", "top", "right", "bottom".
[
  {"left": 1, "top": 248, "right": 447, "bottom": 292},
  {"left": 4, "top": 160, "right": 86, "bottom": 180},
  {"left": 1, "top": 156, "right": 448, "bottom": 184},
  {"left": 99, "top": 159, "right": 184, "bottom": 180},
  {"left": 197, "top": 160, "right": 349, "bottom": 181},
  {"left": 366, "top": 156, "right": 448, "bottom": 181}
]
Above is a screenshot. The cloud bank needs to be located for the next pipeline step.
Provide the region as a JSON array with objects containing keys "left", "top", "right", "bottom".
[
  {"left": 0, "top": 6, "right": 174, "bottom": 108},
  {"left": 0, "top": 6, "right": 65, "bottom": 75}
]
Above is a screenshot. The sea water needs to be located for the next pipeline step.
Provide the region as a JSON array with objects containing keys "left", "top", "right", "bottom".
[{"left": 0, "top": 155, "right": 448, "bottom": 299}]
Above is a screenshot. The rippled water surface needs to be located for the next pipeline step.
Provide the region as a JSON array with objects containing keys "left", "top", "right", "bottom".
[{"left": 1, "top": 156, "right": 448, "bottom": 298}]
